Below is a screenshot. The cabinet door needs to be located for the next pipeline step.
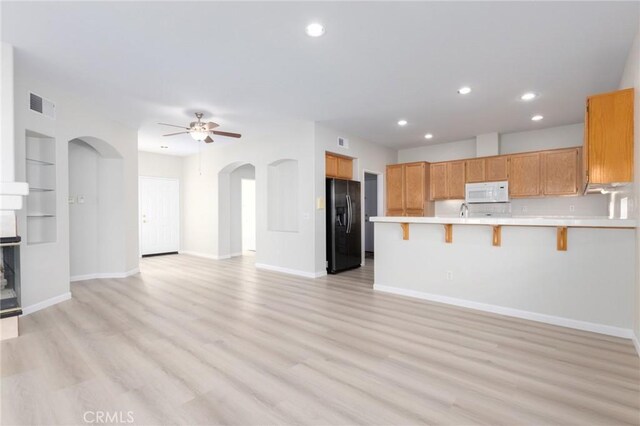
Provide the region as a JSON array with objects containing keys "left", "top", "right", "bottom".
[
  {"left": 386, "top": 164, "right": 405, "bottom": 215},
  {"left": 337, "top": 157, "right": 353, "bottom": 180},
  {"left": 465, "top": 158, "right": 485, "bottom": 183},
  {"left": 446, "top": 161, "right": 466, "bottom": 199},
  {"left": 509, "top": 153, "right": 541, "bottom": 197},
  {"left": 404, "top": 162, "right": 425, "bottom": 213},
  {"left": 325, "top": 154, "right": 338, "bottom": 177},
  {"left": 485, "top": 156, "right": 509, "bottom": 181},
  {"left": 430, "top": 163, "right": 448, "bottom": 200},
  {"left": 542, "top": 148, "right": 580, "bottom": 196},
  {"left": 586, "top": 88, "right": 634, "bottom": 184}
]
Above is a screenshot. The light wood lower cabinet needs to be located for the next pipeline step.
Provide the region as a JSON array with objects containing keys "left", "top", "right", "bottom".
[
  {"left": 509, "top": 152, "right": 542, "bottom": 198},
  {"left": 542, "top": 148, "right": 580, "bottom": 196},
  {"left": 386, "top": 162, "right": 434, "bottom": 216}
]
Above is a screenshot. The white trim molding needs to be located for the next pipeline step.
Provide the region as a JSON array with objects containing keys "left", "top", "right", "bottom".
[
  {"left": 632, "top": 333, "right": 640, "bottom": 357},
  {"left": 374, "top": 284, "right": 634, "bottom": 339},
  {"left": 23, "top": 292, "right": 72, "bottom": 316},
  {"left": 255, "top": 263, "right": 326, "bottom": 279},
  {"left": 179, "top": 250, "right": 230, "bottom": 260},
  {"left": 70, "top": 267, "right": 140, "bottom": 282}
]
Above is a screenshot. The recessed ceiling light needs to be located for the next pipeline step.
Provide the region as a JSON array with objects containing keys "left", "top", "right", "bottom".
[
  {"left": 160, "top": 145, "right": 168, "bottom": 149},
  {"left": 397, "top": 119, "right": 408, "bottom": 126},
  {"left": 458, "top": 86, "right": 472, "bottom": 95},
  {"left": 424, "top": 133, "right": 433, "bottom": 139},
  {"left": 305, "top": 23, "right": 325, "bottom": 37},
  {"left": 531, "top": 115, "right": 544, "bottom": 121},
  {"left": 521, "top": 92, "right": 537, "bottom": 101}
]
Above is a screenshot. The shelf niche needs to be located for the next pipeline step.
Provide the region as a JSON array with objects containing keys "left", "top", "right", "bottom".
[{"left": 25, "top": 130, "right": 57, "bottom": 245}]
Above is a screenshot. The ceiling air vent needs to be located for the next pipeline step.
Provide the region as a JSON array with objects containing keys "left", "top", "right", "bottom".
[
  {"left": 29, "top": 92, "right": 55, "bottom": 119},
  {"left": 337, "top": 137, "right": 349, "bottom": 149}
]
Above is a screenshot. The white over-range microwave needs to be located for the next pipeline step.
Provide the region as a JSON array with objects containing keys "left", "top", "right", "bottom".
[{"left": 465, "top": 181, "right": 509, "bottom": 204}]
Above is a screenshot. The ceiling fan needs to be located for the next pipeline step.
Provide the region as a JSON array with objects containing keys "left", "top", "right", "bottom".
[{"left": 159, "top": 112, "right": 242, "bottom": 143}]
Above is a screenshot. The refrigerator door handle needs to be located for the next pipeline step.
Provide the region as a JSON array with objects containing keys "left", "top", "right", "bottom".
[{"left": 346, "top": 194, "right": 352, "bottom": 234}]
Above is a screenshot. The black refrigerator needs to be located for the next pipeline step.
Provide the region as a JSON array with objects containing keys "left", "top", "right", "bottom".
[{"left": 326, "top": 178, "right": 361, "bottom": 274}]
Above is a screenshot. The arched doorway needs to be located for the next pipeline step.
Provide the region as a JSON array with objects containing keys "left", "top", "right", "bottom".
[
  {"left": 68, "top": 137, "right": 124, "bottom": 280},
  {"left": 218, "top": 162, "right": 256, "bottom": 259}
]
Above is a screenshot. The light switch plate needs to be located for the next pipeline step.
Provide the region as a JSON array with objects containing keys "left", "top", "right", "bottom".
[
  {"left": 316, "top": 197, "right": 325, "bottom": 210},
  {"left": 77, "top": 195, "right": 85, "bottom": 204}
]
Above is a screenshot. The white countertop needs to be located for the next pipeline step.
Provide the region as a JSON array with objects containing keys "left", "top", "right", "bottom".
[{"left": 370, "top": 216, "right": 637, "bottom": 228}]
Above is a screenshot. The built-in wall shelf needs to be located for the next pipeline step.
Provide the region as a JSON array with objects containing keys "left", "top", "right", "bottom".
[
  {"left": 25, "top": 130, "right": 57, "bottom": 245},
  {"left": 26, "top": 158, "right": 54, "bottom": 166}
]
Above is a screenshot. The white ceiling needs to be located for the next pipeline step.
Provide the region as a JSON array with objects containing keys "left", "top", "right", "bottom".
[{"left": 2, "top": 1, "right": 638, "bottom": 155}]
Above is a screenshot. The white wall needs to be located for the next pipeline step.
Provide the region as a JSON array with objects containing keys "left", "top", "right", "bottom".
[
  {"left": 1, "top": 42, "right": 15, "bottom": 182},
  {"left": 314, "top": 124, "right": 397, "bottom": 273},
  {"left": 138, "top": 151, "right": 183, "bottom": 179},
  {"left": 181, "top": 118, "right": 318, "bottom": 275},
  {"left": 14, "top": 55, "right": 139, "bottom": 309},
  {"left": 500, "top": 123, "right": 584, "bottom": 154},
  {"left": 398, "top": 138, "right": 476, "bottom": 163},
  {"left": 230, "top": 164, "right": 255, "bottom": 256}
]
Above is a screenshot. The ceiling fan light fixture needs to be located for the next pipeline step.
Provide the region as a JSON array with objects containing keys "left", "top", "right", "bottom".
[{"left": 190, "top": 129, "right": 208, "bottom": 141}]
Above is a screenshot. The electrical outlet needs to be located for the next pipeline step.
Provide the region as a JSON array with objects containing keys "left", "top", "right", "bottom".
[
  {"left": 569, "top": 205, "right": 575, "bottom": 213},
  {"left": 446, "top": 271, "right": 453, "bottom": 281},
  {"left": 77, "top": 195, "right": 85, "bottom": 204},
  {"left": 521, "top": 206, "right": 528, "bottom": 213},
  {"left": 68, "top": 196, "right": 75, "bottom": 204}
]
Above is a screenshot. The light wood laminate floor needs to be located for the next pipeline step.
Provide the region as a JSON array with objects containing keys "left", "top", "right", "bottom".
[{"left": 2, "top": 254, "right": 639, "bottom": 425}]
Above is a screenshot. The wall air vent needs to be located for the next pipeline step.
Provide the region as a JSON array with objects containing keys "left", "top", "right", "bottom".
[
  {"left": 337, "top": 137, "right": 349, "bottom": 149},
  {"left": 29, "top": 92, "right": 55, "bottom": 119}
]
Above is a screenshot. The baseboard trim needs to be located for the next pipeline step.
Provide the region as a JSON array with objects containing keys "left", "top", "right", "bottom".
[
  {"left": 23, "top": 292, "right": 72, "bottom": 316},
  {"left": 255, "top": 263, "right": 325, "bottom": 279},
  {"left": 374, "top": 284, "right": 634, "bottom": 339},
  {"left": 179, "top": 251, "right": 230, "bottom": 260},
  {"left": 632, "top": 333, "right": 640, "bottom": 357},
  {"left": 70, "top": 267, "right": 140, "bottom": 282}
]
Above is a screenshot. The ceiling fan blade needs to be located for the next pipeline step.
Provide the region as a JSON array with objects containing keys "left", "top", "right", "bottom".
[
  {"left": 204, "top": 136, "right": 214, "bottom": 143},
  {"left": 211, "top": 130, "right": 242, "bottom": 138},
  {"left": 205, "top": 122, "right": 220, "bottom": 130},
  {"left": 158, "top": 123, "right": 189, "bottom": 129},
  {"left": 163, "top": 131, "right": 189, "bottom": 137}
]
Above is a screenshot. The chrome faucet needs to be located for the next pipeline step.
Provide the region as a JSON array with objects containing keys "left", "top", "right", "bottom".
[{"left": 459, "top": 202, "right": 469, "bottom": 218}]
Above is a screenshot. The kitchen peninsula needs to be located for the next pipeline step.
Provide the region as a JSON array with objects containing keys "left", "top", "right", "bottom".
[{"left": 370, "top": 215, "right": 636, "bottom": 337}]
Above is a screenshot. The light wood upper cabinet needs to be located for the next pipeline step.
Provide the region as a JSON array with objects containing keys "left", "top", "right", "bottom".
[
  {"left": 485, "top": 156, "right": 509, "bottom": 181},
  {"left": 465, "top": 158, "right": 485, "bottom": 183},
  {"left": 325, "top": 154, "right": 338, "bottom": 177},
  {"left": 542, "top": 148, "right": 580, "bottom": 196},
  {"left": 386, "top": 162, "right": 434, "bottom": 216},
  {"left": 386, "top": 164, "right": 405, "bottom": 216},
  {"left": 404, "top": 162, "right": 426, "bottom": 211},
  {"left": 325, "top": 153, "right": 353, "bottom": 180},
  {"left": 509, "top": 152, "right": 541, "bottom": 198},
  {"left": 430, "top": 163, "right": 448, "bottom": 200},
  {"left": 447, "top": 161, "right": 466, "bottom": 199},
  {"left": 585, "top": 88, "right": 634, "bottom": 186}
]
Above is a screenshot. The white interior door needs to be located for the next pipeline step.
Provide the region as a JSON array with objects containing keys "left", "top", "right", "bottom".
[
  {"left": 241, "top": 179, "right": 256, "bottom": 252},
  {"left": 139, "top": 177, "right": 179, "bottom": 255}
]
